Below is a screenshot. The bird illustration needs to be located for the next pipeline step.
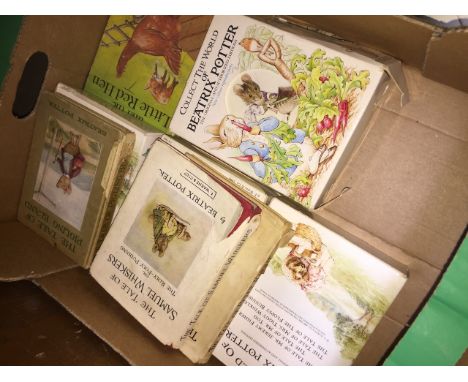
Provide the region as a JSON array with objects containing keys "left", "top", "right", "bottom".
[{"left": 116, "top": 16, "right": 182, "bottom": 77}]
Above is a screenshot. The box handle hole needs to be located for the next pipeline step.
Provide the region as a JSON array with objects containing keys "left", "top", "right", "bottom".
[{"left": 12, "top": 51, "right": 48, "bottom": 119}]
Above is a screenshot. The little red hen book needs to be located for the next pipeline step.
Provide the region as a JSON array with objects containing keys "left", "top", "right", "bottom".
[{"left": 85, "top": 16, "right": 195, "bottom": 133}]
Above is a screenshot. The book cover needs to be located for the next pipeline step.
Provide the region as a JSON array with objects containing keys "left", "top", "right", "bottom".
[
  {"left": 90, "top": 138, "right": 273, "bottom": 352},
  {"left": 160, "top": 134, "right": 269, "bottom": 203},
  {"left": 84, "top": 16, "right": 195, "bottom": 133},
  {"left": 170, "top": 16, "right": 387, "bottom": 209},
  {"left": 214, "top": 198, "right": 406, "bottom": 366},
  {"left": 17, "top": 92, "right": 135, "bottom": 268},
  {"left": 55, "top": 83, "right": 162, "bottom": 219}
]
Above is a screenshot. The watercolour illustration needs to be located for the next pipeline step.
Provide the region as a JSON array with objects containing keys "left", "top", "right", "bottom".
[
  {"left": 33, "top": 116, "right": 102, "bottom": 230},
  {"left": 85, "top": 16, "right": 194, "bottom": 132},
  {"left": 268, "top": 222, "right": 393, "bottom": 361},
  {"left": 205, "top": 24, "right": 370, "bottom": 208},
  {"left": 150, "top": 204, "right": 192, "bottom": 257},
  {"left": 123, "top": 178, "right": 211, "bottom": 288}
]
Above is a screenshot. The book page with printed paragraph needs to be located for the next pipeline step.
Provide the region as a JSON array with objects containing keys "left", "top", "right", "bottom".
[{"left": 214, "top": 198, "right": 406, "bottom": 366}]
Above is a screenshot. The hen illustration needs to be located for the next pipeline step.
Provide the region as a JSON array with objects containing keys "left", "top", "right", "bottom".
[{"left": 116, "top": 16, "right": 182, "bottom": 77}]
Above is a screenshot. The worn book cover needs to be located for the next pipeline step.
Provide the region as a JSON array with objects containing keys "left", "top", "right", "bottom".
[
  {"left": 17, "top": 92, "right": 135, "bottom": 268},
  {"left": 160, "top": 134, "right": 268, "bottom": 203},
  {"left": 90, "top": 138, "right": 289, "bottom": 361},
  {"left": 84, "top": 16, "right": 195, "bottom": 133},
  {"left": 56, "top": 83, "right": 162, "bottom": 220},
  {"left": 214, "top": 198, "right": 406, "bottom": 366},
  {"left": 170, "top": 16, "right": 388, "bottom": 209}
]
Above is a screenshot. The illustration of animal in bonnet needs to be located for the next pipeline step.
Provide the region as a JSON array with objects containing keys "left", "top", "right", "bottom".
[
  {"left": 282, "top": 223, "right": 333, "bottom": 291},
  {"left": 55, "top": 133, "right": 85, "bottom": 194}
]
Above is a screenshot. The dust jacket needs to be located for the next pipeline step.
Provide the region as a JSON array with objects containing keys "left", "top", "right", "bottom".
[
  {"left": 84, "top": 16, "right": 195, "bottom": 133},
  {"left": 214, "top": 198, "right": 407, "bottom": 366},
  {"left": 17, "top": 91, "right": 135, "bottom": 268},
  {"left": 170, "top": 16, "right": 388, "bottom": 209},
  {"left": 90, "top": 138, "right": 290, "bottom": 362}
]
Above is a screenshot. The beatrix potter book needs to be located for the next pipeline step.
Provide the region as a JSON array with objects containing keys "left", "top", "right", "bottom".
[
  {"left": 170, "top": 16, "right": 388, "bottom": 209},
  {"left": 55, "top": 83, "right": 162, "bottom": 220},
  {"left": 17, "top": 91, "right": 135, "bottom": 268},
  {"left": 214, "top": 198, "right": 406, "bottom": 366},
  {"left": 84, "top": 16, "right": 195, "bottom": 133},
  {"left": 90, "top": 138, "right": 291, "bottom": 362}
]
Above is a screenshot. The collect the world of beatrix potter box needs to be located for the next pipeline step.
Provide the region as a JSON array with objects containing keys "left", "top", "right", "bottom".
[
  {"left": 170, "top": 16, "right": 389, "bottom": 209},
  {"left": 84, "top": 16, "right": 195, "bottom": 133}
]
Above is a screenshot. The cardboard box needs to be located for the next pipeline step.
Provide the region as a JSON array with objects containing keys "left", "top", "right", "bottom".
[{"left": 0, "top": 15, "right": 467, "bottom": 365}]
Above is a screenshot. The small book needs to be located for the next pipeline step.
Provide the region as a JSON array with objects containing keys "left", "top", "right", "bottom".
[
  {"left": 90, "top": 138, "right": 291, "bottom": 363},
  {"left": 55, "top": 83, "right": 162, "bottom": 219},
  {"left": 17, "top": 91, "right": 135, "bottom": 268},
  {"left": 213, "top": 198, "right": 406, "bottom": 366},
  {"left": 84, "top": 16, "right": 196, "bottom": 133},
  {"left": 170, "top": 16, "right": 389, "bottom": 209}
]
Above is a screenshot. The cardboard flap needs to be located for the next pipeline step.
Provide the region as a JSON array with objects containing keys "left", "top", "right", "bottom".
[
  {"left": 376, "top": 56, "right": 409, "bottom": 106},
  {"left": 423, "top": 28, "right": 468, "bottom": 93},
  {"left": 34, "top": 267, "right": 222, "bottom": 365},
  {"left": 0, "top": 220, "right": 77, "bottom": 281}
]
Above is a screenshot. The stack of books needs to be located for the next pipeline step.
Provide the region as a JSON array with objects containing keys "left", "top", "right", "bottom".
[{"left": 18, "top": 15, "right": 406, "bottom": 366}]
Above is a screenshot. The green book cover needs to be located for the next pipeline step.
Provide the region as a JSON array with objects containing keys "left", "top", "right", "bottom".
[{"left": 84, "top": 16, "right": 195, "bottom": 133}]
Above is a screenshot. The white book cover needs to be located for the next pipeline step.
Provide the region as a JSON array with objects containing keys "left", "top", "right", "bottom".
[
  {"left": 170, "top": 16, "right": 387, "bottom": 209},
  {"left": 55, "top": 83, "right": 161, "bottom": 218},
  {"left": 160, "top": 135, "right": 268, "bottom": 203},
  {"left": 214, "top": 198, "right": 406, "bottom": 366},
  {"left": 90, "top": 139, "right": 258, "bottom": 347}
]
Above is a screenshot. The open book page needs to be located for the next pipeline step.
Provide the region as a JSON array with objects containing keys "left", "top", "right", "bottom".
[
  {"left": 214, "top": 198, "right": 406, "bottom": 365},
  {"left": 90, "top": 139, "right": 256, "bottom": 346}
]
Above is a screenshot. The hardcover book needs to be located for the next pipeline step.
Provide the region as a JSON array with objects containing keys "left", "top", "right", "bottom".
[
  {"left": 84, "top": 16, "right": 195, "bottom": 133},
  {"left": 90, "top": 138, "right": 291, "bottom": 362},
  {"left": 17, "top": 91, "right": 135, "bottom": 268},
  {"left": 170, "top": 16, "right": 388, "bottom": 209},
  {"left": 55, "top": 83, "right": 161, "bottom": 219},
  {"left": 214, "top": 198, "right": 406, "bottom": 366}
]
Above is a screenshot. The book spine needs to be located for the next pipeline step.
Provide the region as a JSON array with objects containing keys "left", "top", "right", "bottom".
[
  {"left": 179, "top": 220, "right": 257, "bottom": 345},
  {"left": 206, "top": 252, "right": 270, "bottom": 359},
  {"left": 95, "top": 133, "right": 136, "bottom": 253}
]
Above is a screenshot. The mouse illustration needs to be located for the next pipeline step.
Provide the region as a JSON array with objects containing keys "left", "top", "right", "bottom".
[{"left": 233, "top": 73, "right": 298, "bottom": 117}]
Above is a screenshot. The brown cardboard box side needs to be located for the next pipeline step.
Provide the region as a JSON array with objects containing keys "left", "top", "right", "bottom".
[
  {"left": 1, "top": 15, "right": 467, "bottom": 365},
  {"left": 283, "top": 15, "right": 468, "bottom": 93}
]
